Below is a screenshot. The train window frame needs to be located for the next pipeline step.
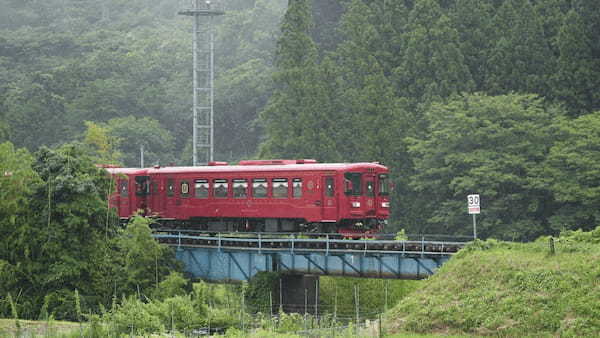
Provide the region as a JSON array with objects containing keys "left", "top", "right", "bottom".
[
  {"left": 119, "top": 180, "right": 128, "bottom": 197},
  {"left": 343, "top": 172, "right": 362, "bottom": 196},
  {"left": 213, "top": 179, "right": 229, "bottom": 198},
  {"left": 167, "top": 179, "right": 175, "bottom": 197},
  {"left": 135, "top": 176, "right": 150, "bottom": 196},
  {"left": 378, "top": 174, "right": 389, "bottom": 196},
  {"left": 233, "top": 179, "right": 248, "bottom": 198},
  {"left": 272, "top": 178, "right": 289, "bottom": 198},
  {"left": 252, "top": 178, "right": 268, "bottom": 198},
  {"left": 292, "top": 178, "right": 302, "bottom": 198},
  {"left": 180, "top": 180, "right": 190, "bottom": 198},
  {"left": 325, "top": 177, "right": 335, "bottom": 197},
  {"left": 194, "top": 179, "right": 209, "bottom": 198}
]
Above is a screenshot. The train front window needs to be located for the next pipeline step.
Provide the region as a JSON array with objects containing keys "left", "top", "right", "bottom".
[
  {"left": 344, "top": 172, "right": 362, "bottom": 196},
  {"left": 233, "top": 179, "right": 248, "bottom": 198},
  {"left": 379, "top": 174, "right": 389, "bottom": 196},
  {"left": 214, "top": 179, "right": 228, "bottom": 198},
  {"left": 195, "top": 179, "right": 209, "bottom": 198}
]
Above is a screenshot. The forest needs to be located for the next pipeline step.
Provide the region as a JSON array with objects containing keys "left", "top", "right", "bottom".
[
  {"left": 0, "top": 0, "right": 599, "bottom": 333},
  {"left": 1, "top": 0, "right": 599, "bottom": 241}
]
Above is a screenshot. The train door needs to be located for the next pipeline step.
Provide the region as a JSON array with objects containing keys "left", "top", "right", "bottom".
[
  {"left": 134, "top": 176, "right": 150, "bottom": 215},
  {"left": 165, "top": 177, "right": 176, "bottom": 218},
  {"left": 364, "top": 173, "right": 376, "bottom": 216},
  {"left": 149, "top": 177, "right": 163, "bottom": 217},
  {"left": 117, "top": 178, "right": 130, "bottom": 218},
  {"left": 321, "top": 176, "right": 337, "bottom": 221}
]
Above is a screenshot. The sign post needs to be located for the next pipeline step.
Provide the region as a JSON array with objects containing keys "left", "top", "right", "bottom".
[{"left": 467, "top": 194, "right": 480, "bottom": 239}]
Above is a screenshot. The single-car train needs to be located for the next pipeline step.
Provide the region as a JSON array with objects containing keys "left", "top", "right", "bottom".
[{"left": 106, "top": 159, "right": 390, "bottom": 236}]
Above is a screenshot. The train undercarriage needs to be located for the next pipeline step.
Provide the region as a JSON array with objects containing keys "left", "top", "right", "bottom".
[{"left": 142, "top": 216, "right": 386, "bottom": 237}]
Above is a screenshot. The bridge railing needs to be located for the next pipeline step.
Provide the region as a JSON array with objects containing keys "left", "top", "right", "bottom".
[{"left": 152, "top": 231, "right": 467, "bottom": 257}]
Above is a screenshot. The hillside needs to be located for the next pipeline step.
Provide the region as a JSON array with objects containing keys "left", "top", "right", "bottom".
[{"left": 384, "top": 228, "right": 600, "bottom": 336}]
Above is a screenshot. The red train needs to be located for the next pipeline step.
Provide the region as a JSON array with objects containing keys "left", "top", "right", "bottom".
[{"left": 106, "top": 160, "right": 390, "bottom": 236}]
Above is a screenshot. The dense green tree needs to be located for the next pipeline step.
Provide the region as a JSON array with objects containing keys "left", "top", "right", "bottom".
[
  {"left": 553, "top": 8, "right": 600, "bottom": 116},
  {"left": 542, "top": 112, "right": 600, "bottom": 231},
  {"left": 327, "top": 0, "right": 403, "bottom": 162},
  {"left": 215, "top": 59, "right": 274, "bottom": 162},
  {"left": 408, "top": 93, "right": 561, "bottom": 240},
  {"left": 393, "top": 0, "right": 474, "bottom": 106},
  {"left": 103, "top": 116, "right": 176, "bottom": 167},
  {"left": 0, "top": 142, "right": 40, "bottom": 316},
  {"left": 486, "top": 0, "right": 554, "bottom": 96},
  {"left": 260, "top": 0, "right": 339, "bottom": 160},
  {"left": 449, "top": 0, "right": 495, "bottom": 90},
  {"left": 4, "top": 73, "right": 70, "bottom": 151},
  {"left": 0, "top": 144, "right": 114, "bottom": 318},
  {"left": 109, "top": 217, "right": 180, "bottom": 300}
]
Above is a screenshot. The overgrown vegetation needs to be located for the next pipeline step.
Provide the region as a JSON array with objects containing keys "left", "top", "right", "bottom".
[{"left": 384, "top": 227, "right": 600, "bottom": 336}]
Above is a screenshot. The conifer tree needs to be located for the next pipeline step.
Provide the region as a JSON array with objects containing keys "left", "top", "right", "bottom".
[
  {"left": 486, "top": 0, "right": 554, "bottom": 96},
  {"left": 393, "top": 0, "right": 474, "bottom": 107},
  {"left": 450, "top": 0, "right": 495, "bottom": 90},
  {"left": 553, "top": 8, "right": 600, "bottom": 115},
  {"left": 259, "top": 0, "right": 338, "bottom": 160}
]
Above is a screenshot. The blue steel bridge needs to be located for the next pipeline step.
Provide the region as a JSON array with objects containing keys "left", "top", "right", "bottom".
[{"left": 153, "top": 230, "right": 467, "bottom": 282}]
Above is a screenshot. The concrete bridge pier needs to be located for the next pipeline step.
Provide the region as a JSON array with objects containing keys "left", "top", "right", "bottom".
[{"left": 280, "top": 274, "right": 319, "bottom": 314}]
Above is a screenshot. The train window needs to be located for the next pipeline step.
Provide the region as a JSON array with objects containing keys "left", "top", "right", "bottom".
[
  {"left": 135, "top": 176, "right": 150, "bottom": 196},
  {"left": 344, "top": 172, "right": 362, "bottom": 196},
  {"left": 119, "top": 180, "right": 128, "bottom": 197},
  {"left": 293, "top": 178, "right": 302, "bottom": 198},
  {"left": 252, "top": 178, "right": 267, "bottom": 198},
  {"left": 152, "top": 182, "right": 159, "bottom": 195},
  {"left": 195, "top": 179, "right": 209, "bottom": 198},
  {"left": 272, "top": 178, "right": 288, "bottom": 198},
  {"left": 181, "top": 181, "right": 190, "bottom": 198},
  {"left": 167, "top": 179, "right": 175, "bottom": 197},
  {"left": 366, "top": 181, "right": 374, "bottom": 197},
  {"left": 233, "top": 179, "right": 248, "bottom": 198},
  {"left": 379, "top": 174, "right": 389, "bottom": 196},
  {"left": 325, "top": 177, "right": 334, "bottom": 197},
  {"left": 214, "top": 179, "right": 228, "bottom": 198}
]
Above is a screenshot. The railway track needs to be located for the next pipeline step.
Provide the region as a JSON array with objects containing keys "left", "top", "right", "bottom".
[{"left": 152, "top": 230, "right": 468, "bottom": 256}]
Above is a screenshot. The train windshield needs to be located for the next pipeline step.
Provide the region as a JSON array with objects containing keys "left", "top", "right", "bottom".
[{"left": 344, "top": 172, "right": 362, "bottom": 196}]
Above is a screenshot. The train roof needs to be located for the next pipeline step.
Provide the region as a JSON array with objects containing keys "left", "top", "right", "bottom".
[{"left": 106, "top": 162, "right": 388, "bottom": 175}]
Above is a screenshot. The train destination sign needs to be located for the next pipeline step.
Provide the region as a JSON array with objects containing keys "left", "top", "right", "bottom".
[{"left": 467, "top": 194, "right": 480, "bottom": 214}]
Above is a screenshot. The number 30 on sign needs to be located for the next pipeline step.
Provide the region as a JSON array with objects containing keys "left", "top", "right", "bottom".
[{"left": 467, "top": 194, "right": 480, "bottom": 214}]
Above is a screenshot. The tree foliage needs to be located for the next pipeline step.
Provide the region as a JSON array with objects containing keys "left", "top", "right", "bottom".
[{"left": 408, "top": 93, "right": 561, "bottom": 240}]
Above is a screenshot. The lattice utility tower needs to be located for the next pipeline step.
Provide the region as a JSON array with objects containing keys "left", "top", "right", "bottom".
[{"left": 179, "top": 0, "right": 225, "bottom": 166}]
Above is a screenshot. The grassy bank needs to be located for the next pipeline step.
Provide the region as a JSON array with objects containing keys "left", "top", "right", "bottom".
[{"left": 384, "top": 228, "right": 600, "bottom": 336}]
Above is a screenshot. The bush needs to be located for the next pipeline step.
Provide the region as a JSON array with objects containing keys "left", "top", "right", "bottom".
[
  {"left": 148, "top": 295, "right": 205, "bottom": 332},
  {"left": 108, "top": 296, "right": 163, "bottom": 335}
]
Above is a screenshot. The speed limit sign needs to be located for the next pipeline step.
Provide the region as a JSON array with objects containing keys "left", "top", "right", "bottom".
[{"left": 468, "top": 194, "right": 480, "bottom": 214}]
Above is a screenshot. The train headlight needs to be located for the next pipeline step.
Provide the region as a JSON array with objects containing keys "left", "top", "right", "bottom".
[
  {"left": 351, "top": 201, "right": 361, "bottom": 208},
  {"left": 381, "top": 202, "right": 390, "bottom": 208}
]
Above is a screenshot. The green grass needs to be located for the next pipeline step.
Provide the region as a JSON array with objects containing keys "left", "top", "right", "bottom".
[
  {"left": 0, "top": 318, "right": 81, "bottom": 337},
  {"left": 383, "top": 232, "right": 600, "bottom": 337}
]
